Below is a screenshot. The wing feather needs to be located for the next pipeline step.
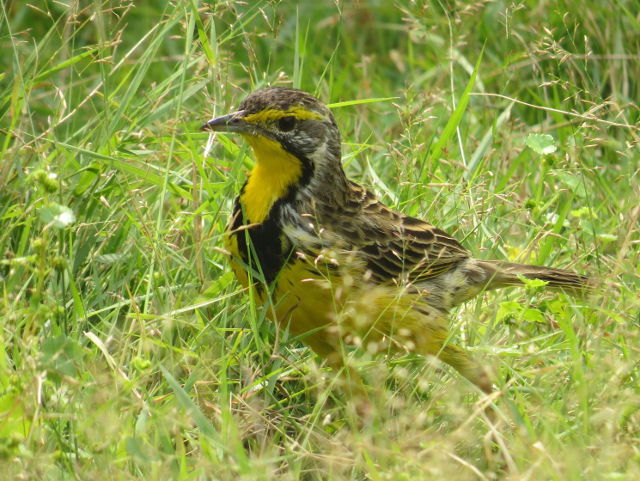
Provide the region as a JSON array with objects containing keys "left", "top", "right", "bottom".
[{"left": 319, "top": 183, "right": 470, "bottom": 284}]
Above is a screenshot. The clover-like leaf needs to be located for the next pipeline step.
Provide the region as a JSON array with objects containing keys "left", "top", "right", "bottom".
[
  {"left": 525, "top": 133, "right": 557, "bottom": 155},
  {"left": 39, "top": 203, "right": 76, "bottom": 229}
]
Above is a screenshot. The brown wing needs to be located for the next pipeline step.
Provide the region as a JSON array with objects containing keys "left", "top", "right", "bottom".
[{"left": 320, "top": 182, "right": 470, "bottom": 284}]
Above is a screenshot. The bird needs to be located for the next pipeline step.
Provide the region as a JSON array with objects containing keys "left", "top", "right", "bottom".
[{"left": 202, "top": 87, "right": 589, "bottom": 394}]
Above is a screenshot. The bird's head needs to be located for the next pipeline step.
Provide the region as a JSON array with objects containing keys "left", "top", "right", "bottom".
[{"left": 202, "top": 87, "right": 343, "bottom": 189}]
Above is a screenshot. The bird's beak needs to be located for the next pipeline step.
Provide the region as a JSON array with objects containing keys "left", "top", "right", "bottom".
[{"left": 200, "top": 110, "right": 248, "bottom": 133}]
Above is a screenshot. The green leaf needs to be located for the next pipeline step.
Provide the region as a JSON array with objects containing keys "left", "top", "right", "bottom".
[
  {"left": 190, "top": 0, "right": 217, "bottom": 66},
  {"left": 160, "top": 366, "right": 221, "bottom": 443},
  {"left": 39, "top": 203, "right": 75, "bottom": 229},
  {"left": 497, "top": 300, "right": 521, "bottom": 322},
  {"left": 33, "top": 47, "right": 99, "bottom": 83},
  {"left": 525, "top": 133, "right": 557, "bottom": 155},
  {"left": 125, "top": 436, "right": 149, "bottom": 461},
  {"left": 523, "top": 308, "right": 546, "bottom": 323},
  {"left": 547, "top": 299, "right": 568, "bottom": 318},
  {"left": 570, "top": 206, "right": 595, "bottom": 218},
  {"left": 39, "top": 335, "right": 83, "bottom": 379},
  {"left": 429, "top": 48, "right": 484, "bottom": 166},
  {"left": 327, "top": 97, "right": 400, "bottom": 109},
  {"left": 517, "top": 275, "right": 549, "bottom": 289},
  {"left": 554, "top": 170, "right": 587, "bottom": 198}
]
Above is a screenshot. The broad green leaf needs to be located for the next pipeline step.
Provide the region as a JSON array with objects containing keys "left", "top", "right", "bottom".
[
  {"left": 525, "top": 133, "right": 557, "bottom": 155},
  {"left": 39, "top": 203, "right": 75, "bottom": 229},
  {"left": 523, "top": 308, "right": 546, "bottom": 323},
  {"left": 497, "top": 300, "right": 521, "bottom": 322}
]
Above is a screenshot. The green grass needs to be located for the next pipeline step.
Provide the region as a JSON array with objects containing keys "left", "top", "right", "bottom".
[{"left": 1, "top": 0, "right": 639, "bottom": 479}]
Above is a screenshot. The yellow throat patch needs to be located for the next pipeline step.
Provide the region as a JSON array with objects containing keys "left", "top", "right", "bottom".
[{"left": 240, "top": 134, "right": 303, "bottom": 224}]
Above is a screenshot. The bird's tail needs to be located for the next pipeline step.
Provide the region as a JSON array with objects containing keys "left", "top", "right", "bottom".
[{"left": 476, "top": 260, "right": 590, "bottom": 292}]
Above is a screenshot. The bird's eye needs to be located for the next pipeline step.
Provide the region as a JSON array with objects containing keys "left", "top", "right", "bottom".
[{"left": 277, "top": 116, "right": 296, "bottom": 132}]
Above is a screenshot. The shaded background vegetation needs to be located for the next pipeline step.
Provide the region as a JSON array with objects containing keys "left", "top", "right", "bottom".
[{"left": 1, "top": 1, "right": 639, "bottom": 479}]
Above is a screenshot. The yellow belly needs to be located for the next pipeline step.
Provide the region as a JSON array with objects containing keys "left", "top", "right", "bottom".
[
  {"left": 225, "top": 230, "right": 490, "bottom": 391},
  {"left": 226, "top": 231, "right": 449, "bottom": 362},
  {"left": 273, "top": 261, "right": 447, "bottom": 357}
]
